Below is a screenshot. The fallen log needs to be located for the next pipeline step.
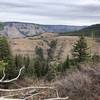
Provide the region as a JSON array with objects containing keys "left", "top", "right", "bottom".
[
  {"left": 0, "top": 97, "right": 24, "bottom": 100},
  {"left": 44, "top": 97, "right": 69, "bottom": 100},
  {"left": 0, "top": 86, "right": 54, "bottom": 92}
]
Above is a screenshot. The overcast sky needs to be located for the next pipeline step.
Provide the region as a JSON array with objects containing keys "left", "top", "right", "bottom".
[{"left": 0, "top": 0, "right": 100, "bottom": 25}]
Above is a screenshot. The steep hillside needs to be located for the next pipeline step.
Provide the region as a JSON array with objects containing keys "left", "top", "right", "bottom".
[
  {"left": 9, "top": 33, "right": 77, "bottom": 61},
  {"left": 78, "top": 24, "right": 100, "bottom": 36},
  {"left": 42, "top": 25, "right": 85, "bottom": 33},
  {"left": 0, "top": 22, "right": 85, "bottom": 38},
  {"left": 62, "top": 24, "right": 100, "bottom": 36},
  {"left": 2, "top": 22, "right": 45, "bottom": 38},
  {"left": 9, "top": 33, "right": 100, "bottom": 62}
]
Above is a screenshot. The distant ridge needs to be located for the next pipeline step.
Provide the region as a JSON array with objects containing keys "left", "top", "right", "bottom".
[
  {"left": 63, "top": 24, "right": 100, "bottom": 36},
  {"left": 0, "top": 22, "right": 86, "bottom": 38}
]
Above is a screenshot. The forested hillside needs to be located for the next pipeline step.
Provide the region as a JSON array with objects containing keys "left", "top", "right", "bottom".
[{"left": 61, "top": 24, "right": 100, "bottom": 37}]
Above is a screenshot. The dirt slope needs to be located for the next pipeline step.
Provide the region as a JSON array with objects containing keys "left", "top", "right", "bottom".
[{"left": 9, "top": 33, "right": 100, "bottom": 62}]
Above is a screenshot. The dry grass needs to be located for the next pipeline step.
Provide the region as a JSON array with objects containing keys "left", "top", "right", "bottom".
[
  {"left": 1, "top": 63, "right": 100, "bottom": 100},
  {"left": 55, "top": 63, "right": 100, "bottom": 100},
  {"left": 9, "top": 34, "right": 78, "bottom": 61},
  {"left": 9, "top": 33, "right": 100, "bottom": 62}
]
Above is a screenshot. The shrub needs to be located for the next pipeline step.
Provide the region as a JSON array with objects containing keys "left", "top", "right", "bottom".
[
  {"left": 0, "top": 60, "right": 8, "bottom": 78},
  {"left": 72, "top": 35, "right": 90, "bottom": 64},
  {"left": 55, "top": 64, "right": 100, "bottom": 100},
  {"left": 0, "top": 36, "right": 17, "bottom": 79},
  {"left": 33, "top": 57, "right": 49, "bottom": 78},
  {"left": 47, "top": 40, "right": 57, "bottom": 61},
  {"left": 92, "top": 54, "right": 100, "bottom": 63}
]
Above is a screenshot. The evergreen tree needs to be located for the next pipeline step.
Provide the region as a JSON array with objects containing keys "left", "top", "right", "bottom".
[
  {"left": 56, "top": 56, "right": 70, "bottom": 73},
  {"left": 0, "top": 60, "right": 8, "bottom": 78},
  {"left": 0, "top": 36, "right": 17, "bottom": 78},
  {"left": 47, "top": 40, "right": 57, "bottom": 61},
  {"left": 72, "top": 34, "right": 90, "bottom": 63},
  {"left": 92, "top": 54, "right": 100, "bottom": 63},
  {"left": 24, "top": 57, "right": 34, "bottom": 77},
  {"left": 35, "top": 46, "right": 44, "bottom": 59},
  {"left": 33, "top": 47, "right": 49, "bottom": 78},
  {"left": 0, "top": 22, "right": 4, "bottom": 30},
  {"left": 0, "top": 36, "right": 12, "bottom": 62},
  {"left": 24, "top": 56, "right": 30, "bottom": 68},
  {"left": 62, "top": 55, "right": 70, "bottom": 71},
  {"left": 14, "top": 55, "right": 23, "bottom": 68},
  {"left": 23, "top": 56, "right": 30, "bottom": 75},
  {"left": 33, "top": 58, "right": 49, "bottom": 78}
]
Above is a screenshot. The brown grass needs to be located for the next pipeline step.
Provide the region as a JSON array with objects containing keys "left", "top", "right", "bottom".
[
  {"left": 55, "top": 63, "right": 100, "bottom": 100},
  {"left": 9, "top": 33, "right": 100, "bottom": 62}
]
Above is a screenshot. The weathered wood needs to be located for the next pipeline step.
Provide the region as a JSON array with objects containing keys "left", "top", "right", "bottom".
[
  {"left": 0, "top": 98, "right": 24, "bottom": 100},
  {"left": 0, "top": 66, "right": 25, "bottom": 83},
  {"left": 44, "top": 97, "right": 69, "bottom": 100},
  {"left": 0, "top": 86, "right": 54, "bottom": 92}
]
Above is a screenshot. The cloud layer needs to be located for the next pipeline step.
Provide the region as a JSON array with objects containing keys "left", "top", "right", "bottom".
[{"left": 0, "top": 0, "right": 100, "bottom": 25}]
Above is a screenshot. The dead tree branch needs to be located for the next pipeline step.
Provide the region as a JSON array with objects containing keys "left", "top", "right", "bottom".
[
  {"left": 0, "top": 86, "right": 54, "bottom": 92},
  {"left": 44, "top": 97, "right": 69, "bottom": 100},
  {"left": 0, "top": 66, "right": 25, "bottom": 83},
  {"left": 0, "top": 98, "right": 24, "bottom": 100},
  {"left": 0, "top": 68, "right": 6, "bottom": 81}
]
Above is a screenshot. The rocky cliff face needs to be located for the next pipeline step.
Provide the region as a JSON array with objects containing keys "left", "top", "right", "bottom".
[
  {"left": 2, "top": 22, "right": 45, "bottom": 38},
  {"left": 0, "top": 22, "right": 85, "bottom": 38}
]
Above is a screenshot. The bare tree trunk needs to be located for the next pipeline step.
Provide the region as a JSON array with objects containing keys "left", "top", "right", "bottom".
[{"left": 0, "top": 66, "right": 25, "bottom": 83}]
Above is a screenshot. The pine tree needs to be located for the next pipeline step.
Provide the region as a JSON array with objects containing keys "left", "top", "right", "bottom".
[
  {"left": 24, "top": 57, "right": 34, "bottom": 77},
  {"left": 0, "top": 60, "right": 8, "bottom": 78},
  {"left": 62, "top": 55, "right": 70, "bottom": 71},
  {"left": 47, "top": 40, "right": 57, "bottom": 61},
  {"left": 56, "top": 56, "right": 70, "bottom": 73},
  {"left": 0, "top": 22, "right": 4, "bottom": 30},
  {"left": 0, "top": 36, "right": 12, "bottom": 62},
  {"left": 0, "top": 36, "right": 17, "bottom": 78},
  {"left": 32, "top": 47, "right": 49, "bottom": 78},
  {"left": 72, "top": 34, "right": 90, "bottom": 63},
  {"left": 24, "top": 56, "right": 30, "bottom": 68},
  {"left": 14, "top": 55, "right": 24, "bottom": 68},
  {"left": 35, "top": 46, "right": 44, "bottom": 59}
]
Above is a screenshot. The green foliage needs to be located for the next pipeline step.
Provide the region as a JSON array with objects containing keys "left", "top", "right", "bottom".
[
  {"left": 0, "top": 60, "right": 8, "bottom": 78},
  {"left": 72, "top": 35, "right": 90, "bottom": 63},
  {"left": 35, "top": 46, "right": 44, "bottom": 59},
  {"left": 14, "top": 55, "right": 24, "bottom": 68},
  {"left": 56, "top": 56, "right": 70, "bottom": 73},
  {"left": 45, "top": 67, "right": 55, "bottom": 81},
  {"left": 62, "top": 24, "right": 100, "bottom": 37},
  {"left": 0, "top": 36, "right": 11, "bottom": 62},
  {"left": 47, "top": 40, "right": 57, "bottom": 61},
  {"left": 17, "top": 47, "right": 50, "bottom": 78},
  {"left": 33, "top": 57, "right": 49, "bottom": 78},
  {"left": 0, "top": 36, "right": 17, "bottom": 79},
  {"left": 23, "top": 56, "right": 30, "bottom": 71},
  {"left": 78, "top": 24, "right": 100, "bottom": 37},
  {"left": 34, "top": 47, "right": 49, "bottom": 77},
  {"left": 0, "top": 22, "right": 4, "bottom": 30},
  {"left": 25, "top": 58, "right": 34, "bottom": 77},
  {"left": 62, "top": 55, "right": 70, "bottom": 71},
  {"left": 92, "top": 54, "right": 100, "bottom": 63}
]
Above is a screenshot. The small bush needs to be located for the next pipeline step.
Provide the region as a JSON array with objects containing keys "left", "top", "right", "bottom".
[{"left": 55, "top": 64, "right": 100, "bottom": 100}]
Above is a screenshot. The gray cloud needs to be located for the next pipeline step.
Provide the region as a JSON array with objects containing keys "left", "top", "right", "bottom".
[{"left": 0, "top": 0, "right": 100, "bottom": 25}]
